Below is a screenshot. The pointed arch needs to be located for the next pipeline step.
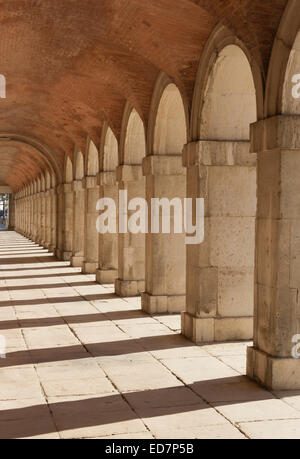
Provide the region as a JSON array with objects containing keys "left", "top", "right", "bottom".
[
  {"left": 65, "top": 156, "right": 73, "bottom": 184},
  {"left": 74, "top": 148, "right": 84, "bottom": 180},
  {"left": 102, "top": 126, "right": 118, "bottom": 172},
  {"left": 87, "top": 139, "right": 99, "bottom": 176},
  {"left": 265, "top": 0, "right": 300, "bottom": 117},
  {"left": 154, "top": 83, "right": 187, "bottom": 155},
  {"left": 122, "top": 107, "right": 146, "bottom": 165}
]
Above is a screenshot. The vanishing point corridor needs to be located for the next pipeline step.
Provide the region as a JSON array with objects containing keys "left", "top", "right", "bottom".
[{"left": 1, "top": 231, "right": 300, "bottom": 439}]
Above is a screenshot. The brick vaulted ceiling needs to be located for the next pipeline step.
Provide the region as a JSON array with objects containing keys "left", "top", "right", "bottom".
[{"left": 0, "top": 0, "right": 288, "bottom": 190}]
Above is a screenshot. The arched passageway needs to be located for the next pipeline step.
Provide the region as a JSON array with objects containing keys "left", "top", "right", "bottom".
[
  {"left": 71, "top": 149, "right": 86, "bottom": 268},
  {"left": 142, "top": 81, "right": 188, "bottom": 314},
  {"left": 83, "top": 140, "right": 100, "bottom": 274},
  {"left": 3, "top": 0, "right": 300, "bottom": 417},
  {"left": 248, "top": 27, "right": 300, "bottom": 390},
  {"left": 183, "top": 44, "right": 258, "bottom": 343},
  {"left": 96, "top": 127, "right": 119, "bottom": 284},
  {"left": 115, "top": 108, "right": 147, "bottom": 297}
]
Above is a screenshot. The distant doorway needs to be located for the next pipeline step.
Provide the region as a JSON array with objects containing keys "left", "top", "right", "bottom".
[{"left": 0, "top": 194, "right": 9, "bottom": 230}]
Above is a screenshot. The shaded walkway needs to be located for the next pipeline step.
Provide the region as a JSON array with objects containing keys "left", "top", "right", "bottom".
[{"left": 1, "top": 232, "right": 300, "bottom": 439}]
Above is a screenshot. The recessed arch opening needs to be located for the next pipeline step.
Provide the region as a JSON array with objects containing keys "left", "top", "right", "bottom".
[
  {"left": 103, "top": 127, "right": 118, "bottom": 172},
  {"left": 282, "top": 30, "right": 300, "bottom": 115},
  {"left": 153, "top": 83, "right": 187, "bottom": 155},
  {"left": 75, "top": 149, "right": 84, "bottom": 181},
  {"left": 124, "top": 109, "right": 146, "bottom": 165},
  {"left": 184, "top": 42, "right": 258, "bottom": 343},
  {"left": 65, "top": 156, "right": 73, "bottom": 184},
  {"left": 200, "top": 45, "right": 257, "bottom": 141},
  {"left": 87, "top": 140, "right": 99, "bottom": 176}
]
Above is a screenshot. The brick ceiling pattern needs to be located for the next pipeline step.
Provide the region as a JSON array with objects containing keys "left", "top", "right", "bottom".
[{"left": 0, "top": 0, "right": 288, "bottom": 190}]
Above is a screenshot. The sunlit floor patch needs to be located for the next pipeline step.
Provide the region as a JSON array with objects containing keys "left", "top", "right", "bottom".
[{"left": 0, "top": 232, "right": 300, "bottom": 439}]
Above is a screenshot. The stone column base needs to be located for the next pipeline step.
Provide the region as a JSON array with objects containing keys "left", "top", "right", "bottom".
[
  {"left": 83, "top": 262, "right": 98, "bottom": 274},
  {"left": 71, "top": 256, "right": 84, "bottom": 268},
  {"left": 142, "top": 293, "right": 185, "bottom": 314},
  {"left": 247, "top": 347, "right": 300, "bottom": 390},
  {"left": 115, "top": 279, "right": 145, "bottom": 297},
  {"left": 96, "top": 268, "right": 118, "bottom": 284},
  {"left": 43, "top": 242, "right": 51, "bottom": 250},
  {"left": 181, "top": 312, "right": 253, "bottom": 343},
  {"left": 56, "top": 250, "right": 72, "bottom": 261}
]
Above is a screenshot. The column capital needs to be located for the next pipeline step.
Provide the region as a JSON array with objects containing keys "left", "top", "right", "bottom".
[
  {"left": 82, "top": 176, "right": 99, "bottom": 189},
  {"left": 72, "top": 180, "right": 84, "bottom": 192},
  {"left": 116, "top": 165, "right": 143, "bottom": 183},
  {"left": 142, "top": 155, "right": 185, "bottom": 177},
  {"left": 96, "top": 172, "right": 116, "bottom": 186},
  {"left": 183, "top": 140, "right": 255, "bottom": 167},
  {"left": 250, "top": 115, "right": 300, "bottom": 153},
  {"left": 57, "top": 183, "right": 72, "bottom": 194}
]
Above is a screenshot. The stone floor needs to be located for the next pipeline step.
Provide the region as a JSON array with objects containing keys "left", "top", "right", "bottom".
[{"left": 0, "top": 232, "right": 300, "bottom": 439}]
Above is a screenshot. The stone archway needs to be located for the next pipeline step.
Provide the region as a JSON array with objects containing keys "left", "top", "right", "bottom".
[
  {"left": 183, "top": 41, "right": 258, "bottom": 343},
  {"left": 115, "top": 106, "right": 147, "bottom": 297},
  {"left": 142, "top": 76, "right": 188, "bottom": 315}
]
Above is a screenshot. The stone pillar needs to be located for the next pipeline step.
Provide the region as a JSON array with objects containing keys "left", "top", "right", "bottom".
[
  {"left": 35, "top": 192, "right": 41, "bottom": 244},
  {"left": 19, "top": 196, "right": 23, "bottom": 234},
  {"left": 141, "top": 155, "right": 186, "bottom": 314},
  {"left": 83, "top": 176, "right": 99, "bottom": 274},
  {"left": 96, "top": 172, "right": 118, "bottom": 284},
  {"left": 39, "top": 191, "right": 46, "bottom": 246},
  {"left": 55, "top": 184, "right": 72, "bottom": 260},
  {"left": 247, "top": 115, "right": 300, "bottom": 390},
  {"left": 182, "top": 141, "right": 256, "bottom": 343},
  {"left": 15, "top": 196, "right": 19, "bottom": 232},
  {"left": 44, "top": 190, "right": 52, "bottom": 248},
  {"left": 29, "top": 193, "right": 34, "bottom": 239},
  {"left": 19, "top": 194, "right": 23, "bottom": 234},
  {"left": 26, "top": 194, "right": 29, "bottom": 235},
  {"left": 71, "top": 179, "right": 85, "bottom": 268},
  {"left": 27, "top": 193, "right": 31, "bottom": 237},
  {"left": 32, "top": 192, "right": 38, "bottom": 243},
  {"left": 8, "top": 194, "right": 15, "bottom": 230},
  {"left": 24, "top": 194, "right": 27, "bottom": 236},
  {"left": 22, "top": 195, "right": 25, "bottom": 234},
  {"left": 115, "top": 165, "right": 146, "bottom": 297},
  {"left": 22, "top": 194, "right": 26, "bottom": 235},
  {"left": 50, "top": 188, "right": 57, "bottom": 252},
  {"left": 24, "top": 194, "right": 28, "bottom": 236}
]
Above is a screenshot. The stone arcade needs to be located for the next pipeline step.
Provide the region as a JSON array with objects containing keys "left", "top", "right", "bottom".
[{"left": 1, "top": 0, "right": 300, "bottom": 440}]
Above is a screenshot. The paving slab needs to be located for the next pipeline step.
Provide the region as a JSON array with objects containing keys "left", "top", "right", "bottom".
[{"left": 0, "top": 232, "right": 298, "bottom": 439}]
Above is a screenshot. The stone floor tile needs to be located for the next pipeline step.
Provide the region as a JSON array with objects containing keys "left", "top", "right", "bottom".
[
  {"left": 0, "top": 233, "right": 299, "bottom": 439},
  {"left": 239, "top": 419, "right": 300, "bottom": 439},
  {"left": 193, "top": 375, "right": 274, "bottom": 403},
  {"left": 154, "top": 423, "right": 246, "bottom": 439},
  {"left": 23, "top": 326, "right": 81, "bottom": 348},
  {"left": 0, "top": 367, "right": 43, "bottom": 400},
  {"left": 214, "top": 398, "right": 300, "bottom": 422},
  {"left": 48, "top": 395, "right": 147, "bottom": 439},
  {"left": 41, "top": 377, "right": 116, "bottom": 397},
  {"left": 36, "top": 358, "right": 106, "bottom": 380},
  {"left": 219, "top": 355, "right": 247, "bottom": 374},
  {"left": 0, "top": 418, "right": 60, "bottom": 439},
  {"left": 203, "top": 342, "right": 252, "bottom": 357},
  {"left": 161, "top": 356, "right": 239, "bottom": 384}
]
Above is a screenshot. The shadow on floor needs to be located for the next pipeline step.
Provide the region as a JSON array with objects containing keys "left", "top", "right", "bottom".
[{"left": 0, "top": 377, "right": 281, "bottom": 439}]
